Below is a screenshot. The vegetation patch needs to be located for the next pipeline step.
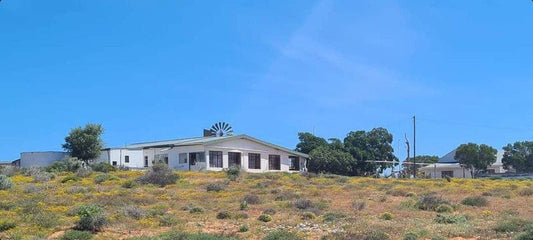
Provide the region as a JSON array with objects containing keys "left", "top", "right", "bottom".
[
  {"left": 263, "top": 230, "right": 300, "bottom": 240},
  {"left": 494, "top": 218, "right": 532, "bottom": 233},
  {"left": 258, "top": 214, "right": 273, "bottom": 222},
  {"left": 461, "top": 196, "right": 488, "bottom": 207},
  {"left": 138, "top": 163, "right": 179, "bottom": 187},
  {"left": 75, "top": 204, "right": 108, "bottom": 232},
  {"left": 416, "top": 194, "right": 448, "bottom": 211},
  {"left": 206, "top": 183, "right": 225, "bottom": 192},
  {"left": 434, "top": 214, "right": 468, "bottom": 224},
  {"left": 60, "top": 230, "right": 93, "bottom": 240},
  {"left": 0, "top": 174, "right": 14, "bottom": 190},
  {"left": 243, "top": 194, "right": 262, "bottom": 204}
]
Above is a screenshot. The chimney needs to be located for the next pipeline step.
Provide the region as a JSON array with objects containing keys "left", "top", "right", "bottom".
[{"left": 203, "top": 129, "right": 212, "bottom": 137}]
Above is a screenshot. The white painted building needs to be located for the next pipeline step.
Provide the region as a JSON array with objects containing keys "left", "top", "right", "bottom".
[
  {"left": 419, "top": 149, "right": 506, "bottom": 178},
  {"left": 19, "top": 134, "right": 308, "bottom": 173}
]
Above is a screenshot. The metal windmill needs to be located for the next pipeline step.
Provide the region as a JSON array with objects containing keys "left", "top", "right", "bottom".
[{"left": 209, "top": 122, "right": 234, "bottom": 137}]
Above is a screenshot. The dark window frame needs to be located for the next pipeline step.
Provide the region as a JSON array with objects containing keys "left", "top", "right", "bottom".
[
  {"left": 248, "top": 153, "right": 261, "bottom": 169},
  {"left": 125, "top": 155, "right": 130, "bottom": 163},
  {"left": 209, "top": 151, "right": 223, "bottom": 168},
  {"left": 144, "top": 156, "right": 148, "bottom": 167},
  {"left": 441, "top": 171, "right": 454, "bottom": 178},
  {"left": 228, "top": 152, "right": 241, "bottom": 168},
  {"left": 268, "top": 155, "right": 281, "bottom": 170},
  {"left": 289, "top": 156, "right": 299, "bottom": 171}
]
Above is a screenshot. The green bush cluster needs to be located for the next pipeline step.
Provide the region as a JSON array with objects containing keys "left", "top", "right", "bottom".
[
  {"left": 225, "top": 167, "right": 241, "bottom": 181},
  {"left": 90, "top": 162, "right": 116, "bottom": 173},
  {"left": 0, "top": 220, "right": 16, "bottom": 232},
  {"left": 416, "top": 195, "right": 448, "bottom": 211},
  {"left": 258, "top": 214, "right": 272, "bottom": 222},
  {"left": 75, "top": 204, "right": 108, "bottom": 232},
  {"left": 60, "top": 230, "right": 93, "bottom": 240},
  {"left": 461, "top": 196, "right": 488, "bottom": 207},
  {"left": 138, "top": 163, "right": 179, "bottom": 187},
  {"left": 0, "top": 174, "right": 14, "bottom": 190},
  {"left": 206, "top": 183, "right": 225, "bottom": 192},
  {"left": 216, "top": 211, "right": 232, "bottom": 219},
  {"left": 94, "top": 174, "right": 119, "bottom": 184},
  {"left": 380, "top": 212, "right": 394, "bottom": 220},
  {"left": 435, "top": 204, "right": 454, "bottom": 213},
  {"left": 434, "top": 214, "right": 468, "bottom": 224}
]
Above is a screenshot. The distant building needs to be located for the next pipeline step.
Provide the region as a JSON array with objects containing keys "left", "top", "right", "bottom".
[
  {"left": 18, "top": 133, "right": 308, "bottom": 173},
  {"left": 419, "top": 149, "right": 506, "bottom": 178}
]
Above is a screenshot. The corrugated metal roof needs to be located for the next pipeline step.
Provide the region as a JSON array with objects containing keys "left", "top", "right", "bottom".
[
  {"left": 124, "top": 135, "right": 309, "bottom": 158},
  {"left": 438, "top": 149, "right": 504, "bottom": 164}
]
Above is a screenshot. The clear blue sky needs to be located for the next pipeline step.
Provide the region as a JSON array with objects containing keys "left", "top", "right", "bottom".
[{"left": 1, "top": 1, "right": 533, "bottom": 162}]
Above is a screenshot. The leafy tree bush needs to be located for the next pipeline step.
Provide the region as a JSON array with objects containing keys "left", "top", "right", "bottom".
[
  {"left": 90, "top": 162, "right": 116, "bottom": 173},
  {"left": 62, "top": 123, "right": 104, "bottom": 165},
  {"left": 263, "top": 230, "right": 300, "bottom": 240},
  {"left": 75, "top": 204, "right": 108, "bottom": 232},
  {"left": 61, "top": 175, "right": 81, "bottom": 183},
  {"left": 0, "top": 220, "right": 16, "bottom": 232},
  {"left": 243, "top": 194, "right": 262, "bottom": 204},
  {"left": 216, "top": 211, "right": 232, "bottom": 219},
  {"left": 47, "top": 157, "right": 83, "bottom": 173},
  {"left": 416, "top": 195, "right": 448, "bottom": 211},
  {"left": 94, "top": 174, "right": 119, "bottom": 184},
  {"left": 258, "top": 214, "right": 272, "bottom": 222},
  {"left": 435, "top": 204, "right": 454, "bottom": 213},
  {"left": 0, "top": 174, "right": 14, "bottom": 190},
  {"left": 293, "top": 198, "right": 314, "bottom": 210},
  {"left": 454, "top": 143, "right": 497, "bottom": 178},
  {"left": 461, "top": 196, "right": 488, "bottom": 207},
  {"left": 502, "top": 141, "right": 533, "bottom": 173},
  {"left": 380, "top": 212, "right": 394, "bottom": 220},
  {"left": 206, "top": 183, "right": 225, "bottom": 192},
  {"left": 60, "top": 230, "right": 93, "bottom": 240},
  {"left": 138, "top": 163, "right": 179, "bottom": 187},
  {"left": 225, "top": 167, "right": 241, "bottom": 181}
]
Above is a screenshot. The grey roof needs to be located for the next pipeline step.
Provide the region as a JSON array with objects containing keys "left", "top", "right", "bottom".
[
  {"left": 438, "top": 149, "right": 503, "bottom": 164},
  {"left": 125, "top": 135, "right": 309, "bottom": 158}
]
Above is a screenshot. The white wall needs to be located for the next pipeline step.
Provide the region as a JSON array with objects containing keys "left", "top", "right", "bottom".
[
  {"left": 106, "top": 149, "right": 144, "bottom": 168},
  {"left": 20, "top": 152, "right": 68, "bottom": 168}
]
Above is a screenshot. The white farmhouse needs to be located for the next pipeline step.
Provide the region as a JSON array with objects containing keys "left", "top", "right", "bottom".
[
  {"left": 19, "top": 134, "right": 308, "bottom": 173},
  {"left": 419, "top": 149, "right": 506, "bottom": 178}
]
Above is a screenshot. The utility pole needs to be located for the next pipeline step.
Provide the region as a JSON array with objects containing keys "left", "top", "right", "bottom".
[{"left": 413, "top": 115, "right": 416, "bottom": 178}]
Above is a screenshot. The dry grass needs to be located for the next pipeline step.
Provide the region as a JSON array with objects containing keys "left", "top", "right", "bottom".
[{"left": 0, "top": 171, "right": 532, "bottom": 239}]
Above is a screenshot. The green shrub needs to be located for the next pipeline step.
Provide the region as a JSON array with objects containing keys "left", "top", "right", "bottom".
[
  {"left": 416, "top": 194, "right": 448, "bottom": 211},
  {"left": 61, "top": 174, "right": 81, "bottom": 183},
  {"left": 217, "top": 211, "right": 232, "bottom": 219},
  {"left": 60, "top": 230, "right": 93, "bottom": 240},
  {"left": 263, "top": 230, "right": 300, "bottom": 240},
  {"left": 0, "top": 175, "right": 14, "bottom": 190},
  {"left": 461, "top": 196, "right": 488, "bottom": 207},
  {"left": 293, "top": 199, "right": 313, "bottom": 210},
  {"left": 514, "top": 226, "right": 533, "bottom": 240},
  {"left": 226, "top": 167, "right": 241, "bottom": 181},
  {"left": 94, "top": 174, "right": 119, "bottom": 184},
  {"left": 275, "top": 191, "right": 297, "bottom": 201},
  {"left": 90, "top": 162, "right": 116, "bottom": 173},
  {"left": 240, "top": 201, "right": 249, "bottom": 210},
  {"left": 235, "top": 212, "right": 249, "bottom": 219},
  {"left": 302, "top": 212, "right": 316, "bottom": 220},
  {"left": 238, "top": 225, "right": 249, "bottom": 232},
  {"left": 190, "top": 207, "right": 204, "bottom": 214},
  {"left": 159, "top": 215, "right": 178, "bottom": 227},
  {"left": 122, "top": 180, "right": 137, "bottom": 189},
  {"left": 148, "top": 203, "right": 169, "bottom": 216},
  {"left": 434, "top": 214, "right": 468, "bottom": 224},
  {"left": 243, "top": 194, "right": 262, "bottom": 204},
  {"left": 206, "top": 183, "right": 225, "bottom": 192},
  {"left": 403, "top": 232, "right": 418, "bottom": 240},
  {"left": 75, "top": 204, "right": 108, "bottom": 232},
  {"left": 380, "top": 212, "right": 394, "bottom": 220},
  {"left": 138, "top": 163, "right": 179, "bottom": 187},
  {"left": 0, "top": 220, "right": 16, "bottom": 232},
  {"left": 494, "top": 218, "right": 532, "bottom": 233},
  {"left": 435, "top": 204, "right": 454, "bottom": 213},
  {"left": 323, "top": 212, "right": 347, "bottom": 223},
  {"left": 258, "top": 214, "right": 272, "bottom": 222},
  {"left": 121, "top": 206, "right": 145, "bottom": 220},
  {"left": 76, "top": 168, "right": 93, "bottom": 178},
  {"left": 46, "top": 158, "right": 83, "bottom": 173}
]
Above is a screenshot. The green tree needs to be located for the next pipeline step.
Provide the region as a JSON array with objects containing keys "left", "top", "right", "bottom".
[
  {"left": 62, "top": 123, "right": 104, "bottom": 165},
  {"left": 308, "top": 145, "right": 354, "bottom": 175},
  {"left": 295, "top": 132, "right": 328, "bottom": 154},
  {"left": 502, "top": 141, "right": 533, "bottom": 173},
  {"left": 454, "top": 143, "right": 497, "bottom": 178},
  {"left": 343, "top": 128, "right": 397, "bottom": 176},
  {"left": 405, "top": 155, "right": 439, "bottom": 164}
]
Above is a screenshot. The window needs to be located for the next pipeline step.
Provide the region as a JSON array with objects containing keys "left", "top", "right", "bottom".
[
  {"left": 441, "top": 171, "right": 454, "bottom": 178},
  {"left": 154, "top": 154, "right": 169, "bottom": 164},
  {"left": 144, "top": 156, "right": 148, "bottom": 167},
  {"left": 269, "top": 155, "right": 281, "bottom": 170},
  {"left": 248, "top": 153, "right": 261, "bottom": 169},
  {"left": 487, "top": 169, "right": 496, "bottom": 174},
  {"left": 112, "top": 161, "right": 117, "bottom": 166},
  {"left": 209, "top": 151, "right": 223, "bottom": 168},
  {"left": 179, "top": 153, "right": 188, "bottom": 164},
  {"left": 189, "top": 152, "right": 205, "bottom": 165},
  {"left": 228, "top": 152, "right": 241, "bottom": 168},
  {"left": 289, "top": 156, "right": 300, "bottom": 171},
  {"left": 125, "top": 156, "right": 130, "bottom": 163}
]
